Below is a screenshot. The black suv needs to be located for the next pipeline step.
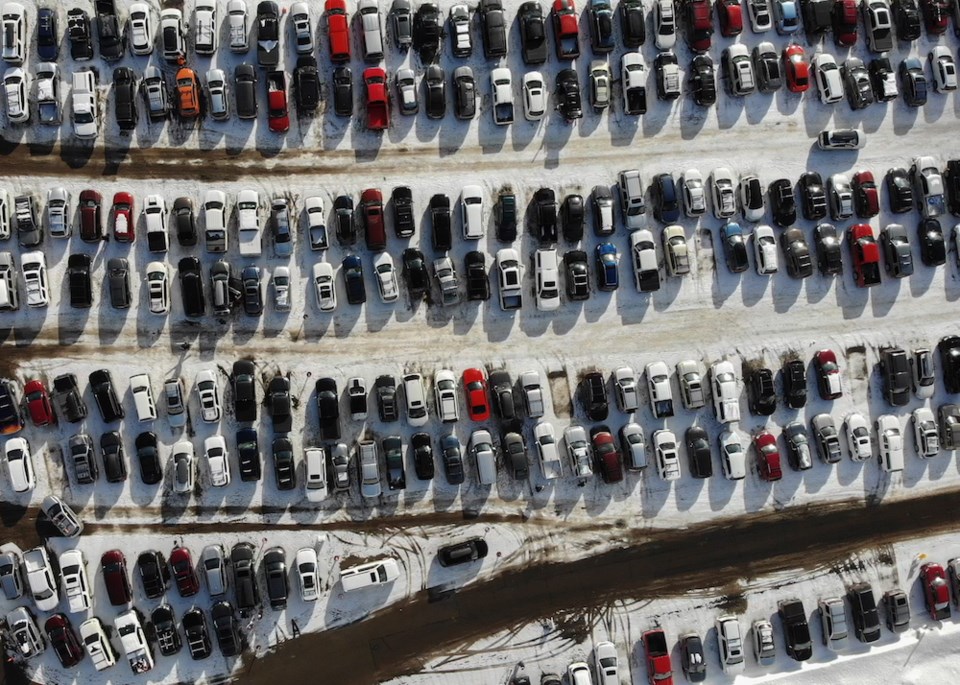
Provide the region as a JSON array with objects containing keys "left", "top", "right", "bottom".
[
  {"left": 782, "top": 360, "right": 807, "bottom": 408},
  {"left": 67, "top": 254, "right": 93, "bottom": 309},
  {"left": 488, "top": 371, "right": 516, "bottom": 421},
  {"left": 519, "top": 1, "right": 548, "bottom": 64},
  {"left": 562, "top": 194, "right": 585, "bottom": 242},
  {"left": 232, "top": 361, "right": 257, "bottom": 423},
  {"left": 212, "top": 602, "right": 244, "bottom": 657},
  {"left": 137, "top": 550, "right": 169, "bottom": 599},
  {"left": 938, "top": 336, "right": 960, "bottom": 393},
  {"left": 113, "top": 67, "right": 138, "bottom": 130},
  {"left": 496, "top": 191, "right": 518, "bottom": 242},
  {"left": 101, "top": 431, "right": 127, "bottom": 482},
  {"left": 880, "top": 347, "right": 911, "bottom": 406},
  {"left": 849, "top": 583, "right": 881, "bottom": 643},
  {"left": 136, "top": 431, "right": 163, "bottom": 485},
  {"left": 267, "top": 376, "right": 292, "bottom": 433},
  {"left": 392, "top": 186, "right": 415, "bottom": 238},
  {"left": 778, "top": 598, "right": 813, "bottom": 661},
  {"left": 262, "top": 548, "right": 288, "bottom": 610},
  {"left": 581, "top": 372, "right": 608, "bottom": 421},
  {"left": 293, "top": 56, "right": 320, "bottom": 112},
  {"left": 465, "top": 251, "right": 490, "bottom": 301},
  {"left": 231, "top": 543, "right": 260, "bottom": 618},
  {"left": 430, "top": 194, "right": 452, "bottom": 250},
  {"left": 748, "top": 368, "right": 777, "bottom": 416},
  {"left": 237, "top": 428, "right": 262, "bottom": 482},
  {"left": 178, "top": 257, "right": 205, "bottom": 318},
  {"left": 89, "top": 369, "right": 124, "bottom": 422},
  {"left": 53, "top": 374, "right": 87, "bottom": 423},
  {"left": 375, "top": 375, "right": 398, "bottom": 422}
]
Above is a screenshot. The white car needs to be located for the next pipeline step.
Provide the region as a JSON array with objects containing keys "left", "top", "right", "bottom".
[
  {"left": 312, "top": 262, "right": 337, "bottom": 312},
  {"left": 752, "top": 618, "right": 776, "bottom": 665},
  {"left": 305, "top": 196, "right": 328, "bottom": 250},
  {"left": 237, "top": 189, "right": 262, "bottom": 257},
  {"left": 653, "top": 429, "right": 681, "bottom": 481},
  {"left": 662, "top": 225, "right": 690, "bottom": 276},
  {"left": 491, "top": 67, "right": 514, "bottom": 124},
  {"left": 71, "top": 69, "right": 98, "bottom": 139},
  {"left": 470, "top": 429, "right": 497, "bottom": 485},
  {"left": 163, "top": 378, "right": 184, "bottom": 428},
  {"left": 146, "top": 262, "right": 170, "bottom": 314},
  {"left": 273, "top": 266, "right": 291, "bottom": 311},
  {"left": 195, "top": 369, "right": 221, "bottom": 423},
  {"left": 204, "top": 435, "right": 230, "bottom": 487},
  {"left": 522, "top": 71, "right": 547, "bottom": 120},
  {"left": 461, "top": 185, "right": 484, "bottom": 239},
  {"left": 682, "top": 169, "right": 707, "bottom": 216},
  {"left": 434, "top": 369, "right": 460, "bottom": 422},
  {"left": 646, "top": 361, "right": 674, "bottom": 419},
  {"left": 160, "top": 8, "right": 185, "bottom": 62},
  {"left": 173, "top": 440, "right": 195, "bottom": 493},
  {"left": 613, "top": 366, "right": 639, "bottom": 412},
  {"left": 200, "top": 545, "right": 228, "bottom": 596},
  {"left": 206, "top": 69, "right": 229, "bottom": 121},
  {"left": 589, "top": 60, "right": 611, "bottom": 111},
  {"left": 913, "top": 407, "right": 940, "bottom": 457},
  {"left": 876, "top": 414, "right": 904, "bottom": 472},
  {"left": 79, "top": 617, "right": 117, "bottom": 671},
  {"left": 295, "top": 547, "right": 320, "bottom": 601},
  {"left": 1, "top": 2, "right": 25, "bottom": 64},
  {"left": 913, "top": 156, "right": 946, "bottom": 218},
  {"left": 374, "top": 253, "right": 399, "bottom": 303},
  {"left": 564, "top": 425, "right": 594, "bottom": 478},
  {"left": 21, "top": 252, "right": 48, "bottom": 307},
  {"left": 711, "top": 167, "right": 738, "bottom": 219},
  {"left": 6, "top": 606, "right": 42, "bottom": 660},
  {"left": 129, "top": 3, "right": 153, "bottom": 55},
  {"left": 569, "top": 662, "right": 592, "bottom": 685},
  {"left": 739, "top": 175, "right": 764, "bottom": 223},
  {"left": 630, "top": 229, "right": 660, "bottom": 292},
  {"left": 520, "top": 370, "right": 545, "bottom": 418},
  {"left": 534, "top": 421, "right": 563, "bottom": 480},
  {"left": 497, "top": 248, "right": 523, "bottom": 311},
  {"left": 845, "top": 412, "right": 873, "bottom": 461},
  {"left": 829, "top": 173, "right": 855, "bottom": 220},
  {"left": 621, "top": 52, "right": 646, "bottom": 114},
  {"left": 621, "top": 422, "right": 647, "bottom": 470},
  {"left": 813, "top": 53, "right": 844, "bottom": 104},
  {"left": 433, "top": 256, "right": 461, "bottom": 306},
  {"left": 594, "top": 640, "right": 619, "bottom": 685},
  {"left": 677, "top": 359, "right": 706, "bottom": 409},
  {"left": 931, "top": 46, "right": 958, "bottom": 92},
  {"left": 144, "top": 194, "right": 168, "bottom": 252},
  {"left": 304, "top": 447, "right": 326, "bottom": 500},
  {"left": 711, "top": 360, "right": 741, "bottom": 424},
  {"left": 203, "top": 190, "right": 227, "bottom": 252},
  {"left": 290, "top": 2, "right": 313, "bottom": 54},
  {"left": 358, "top": 0, "right": 384, "bottom": 61},
  {"left": 754, "top": 225, "right": 779, "bottom": 274},
  {"left": 717, "top": 616, "right": 745, "bottom": 674},
  {"left": 654, "top": 0, "right": 677, "bottom": 50},
  {"left": 114, "top": 610, "right": 154, "bottom": 674},
  {"left": 718, "top": 429, "right": 746, "bottom": 480},
  {"left": 228, "top": 0, "right": 248, "bottom": 52},
  {"left": 747, "top": 0, "right": 774, "bottom": 31},
  {"left": 47, "top": 187, "right": 70, "bottom": 238},
  {"left": 23, "top": 546, "right": 59, "bottom": 612},
  {"left": 396, "top": 67, "right": 417, "bottom": 114},
  {"left": 59, "top": 549, "right": 92, "bottom": 613},
  {"left": 534, "top": 248, "right": 560, "bottom": 311},
  {"left": 4, "top": 67, "right": 27, "bottom": 123}
]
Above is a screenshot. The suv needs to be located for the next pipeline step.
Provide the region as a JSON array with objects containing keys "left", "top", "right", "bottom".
[
  {"left": 231, "top": 543, "right": 260, "bottom": 618},
  {"left": 723, "top": 44, "right": 756, "bottom": 95},
  {"left": 581, "top": 372, "right": 608, "bottom": 421},
  {"left": 881, "top": 347, "right": 910, "bottom": 406},
  {"left": 89, "top": 370, "right": 123, "bottom": 422},
  {"left": 848, "top": 583, "right": 881, "bottom": 643},
  {"left": 779, "top": 598, "right": 812, "bottom": 661}
]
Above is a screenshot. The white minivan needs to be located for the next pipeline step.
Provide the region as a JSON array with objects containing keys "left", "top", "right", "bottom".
[
  {"left": 130, "top": 374, "right": 157, "bottom": 422},
  {"left": 403, "top": 374, "right": 428, "bottom": 426},
  {"left": 304, "top": 447, "right": 326, "bottom": 501},
  {"left": 340, "top": 558, "right": 400, "bottom": 592}
]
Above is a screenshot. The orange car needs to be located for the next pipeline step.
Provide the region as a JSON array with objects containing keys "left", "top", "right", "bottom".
[{"left": 175, "top": 67, "right": 201, "bottom": 119}]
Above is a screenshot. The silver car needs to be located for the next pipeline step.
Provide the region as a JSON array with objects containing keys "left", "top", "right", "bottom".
[
  {"left": 46, "top": 187, "right": 70, "bottom": 237},
  {"left": 0, "top": 549, "right": 24, "bottom": 600},
  {"left": 6, "top": 606, "right": 44, "bottom": 660},
  {"left": 200, "top": 544, "right": 228, "bottom": 596},
  {"left": 206, "top": 68, "right": 229, "bottom": 120}
]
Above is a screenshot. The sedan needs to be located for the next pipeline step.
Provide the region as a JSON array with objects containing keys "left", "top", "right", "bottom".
[
  {"left": 595, "top": 242, "right": 618, "bottom": 291},
  {"left": 711, "top": 168, "right": 738, "bottom": 219},
  {"left": 461, "top": 368, "right": 490, "bottom": 421},
  {"left": 195, "top": 370, "right": 221, "bottom": 423}
]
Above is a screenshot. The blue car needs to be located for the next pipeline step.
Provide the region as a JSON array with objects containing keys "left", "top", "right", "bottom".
[
  {"left": 342, "top": 255, "right": 366, "bottom": 305},
  {"left": 720, "top": 222, "right": 749, "bottom": 273},
  {"left": 37, "top": 8, "right": 59, "bottom": 61},
  {"left": 595, "top": 242, "right": 619, "bottom": 291}
]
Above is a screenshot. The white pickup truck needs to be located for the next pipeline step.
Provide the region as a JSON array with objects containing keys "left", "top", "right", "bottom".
[
  {"left": 114, "top": 610, "right": 154, "bottom": 675},
  {"left": 520, "top": 370, "right": 545, "bottom": 418},
  {"left": 71, "top": 69, "right": 98, "bottom": 138}
]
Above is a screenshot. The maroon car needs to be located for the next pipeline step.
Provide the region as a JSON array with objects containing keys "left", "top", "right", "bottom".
[
  {"left": 590, "top": 425, "right": 623, "bottom": 483},
  {"left": 920, "top": 0, "right": 950, "bottom": 34},
  {"left": 361, "top": 188, "right": 386, "bottom": 251},
  {"left": 921, "top": 562, "right": 951, "bottom": 620},
  {"left": 170, "top": 546, "right": 200, "bottom": 597},
  {"left": 754, "top": 430, "right": 783, "bottom": 482},
  {"left": 24, "top": 379, "right": 56, "bottom": 427},
  {"left": 78, "top": 189, "right": 102, "bottom": 242},
  {"left": 101, "top": 549, "right": 132, "bottom": 605},
  {"left": 45, "top": 613, "right": 84, "bottom": 667},
  {"left": 852, "top": 171, "right": 879, "bottom": 218},
  {"left": 112, "top": 191, "right": 135, "bottom": 242}
]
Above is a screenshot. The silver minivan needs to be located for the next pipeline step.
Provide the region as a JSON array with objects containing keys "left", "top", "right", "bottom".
[
  {"left": 403, "top": 374, "right": 428, "bottom": 427},
  {"left": 618, "top": 169, "right": 646, "bottom": 228}
]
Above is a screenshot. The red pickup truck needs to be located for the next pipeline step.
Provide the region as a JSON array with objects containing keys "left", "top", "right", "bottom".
[
  {"left": 363, "top": 67, "right": 389, "bottom": 131},
  {"left": 643, "top": 629, "right": 673, "bottom": 685},
  {"left": 848, "top": 223, "right": 881, "bottom": 287},
  {"left": 267, "top": 70, "right": 289, "bottom": 133}
]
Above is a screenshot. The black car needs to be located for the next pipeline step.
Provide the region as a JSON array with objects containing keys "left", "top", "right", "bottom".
[
  {"left": 880, "top": 223, "right": 914, "bottom": 277},
  {"left": 918, "top": 218, "right": 946, "bottom": 266},
  {"left": 67, "top": 254, "right": 93, "bottom": 309},
  {"left": 753, "top": 44, "right": 782, "bottom": 93},
  {"left": 495, "top": 191, "right": 518, "bottom": 242},
  {"left": 565, "top": 250, "right": 590, "bottom": 301},
  {"left": 151, "top": 604, "right": 182, "bottom": 657},
  {"left": 375, "top": 375, "right": 398, "bottom": 422},
  {"left": 262, "top": 548, "right": 288, "bottom": 610},
  {"left": 89, "top": 369, "right": 124, "bottom": 422},
  {"left": 561, "top": 194, "right": 585, "bottom": 242},
  {"left": 294, "top": 56, "right": 320, "bottom": 113},
  {"left": 533, "top": 188, "right": 558, "bottom": 243},
  {"left": 135, "top": 431, "right": 163, "bottom": 485},
  {"left": 488, "top": 370, "right": 516, "bottom": 421},
  {"left": 799, "top": 172, "right": 828, "bottom": 220},
  {"left": 502, "top": 432, "right": 528, "bottom": 480},
  {"left": 382, "top": 436, "right": 406, "bottom": 490},
  {"left": 465, "top": 251, "right": 490, "bottom": 301},
  {"left": 267, "top": 376, "right": 292, "bottom": 433},
  {"left": 316, "top": 377, "right": 340, "bottom": 441},
  {"left": 52, "top": 374, "right": 86, "bottom": 424},
  {"left": 685, "top": 426, "right": 713, "bottom": 478},
  {"left": 182, "top": 608, "right": 212, "bottom": 659},
  {"left": 424, "top": 64, "right": 445, "bottom": 119},
  {"left": 67, "top": 9, "right": 93, "bottom": 61},
  {"left": 95, "top": 0, "right": 125, "bottom": 61},
  {"left": 781, "top": 227, "right": 813, "bottom": 279},
  {"left": 519, "top": 2, "right": 548, "bottom": 64},
  {"left": 779, "top": 598, "right": 813, "bottom": 661},
  {"left": 178, "top": 257, "right": 205, "bottom": 318},
  {"left": 402, "top": 248, "right": 429, "bottom": 300},
  {"left": 655, "top": 52, "right": 681, "bottom": 100},
  {"left": 581, "top": 372, "right": 608, "bottom": 421},
  {"left": 430, "top": 193, "right": 452, "bottom": 250},
  {"left": 412, "top": 2, "right": 442, "bottom": 62},
  {"left": 843, "top": 57, "right": 874, "bottom": 110},
  {"left": 869, "top": 57, "right": 897, "bottom": 102},
  {"left": 212, "top": 602, "right": 244, "bottom": 657},
  {"left": 437, "top": 538, "right": 489, "bottom": 567},
  {"left": 256, "top": 1, "right": 280, "bottom": 66},
  {"left": 589, "top": 0, "right": 616, "bottom": 53},
  {"left": 334, "top": 195, "right": 356, "bottom": 244},
  {"left": 769, "top": 178, "right": 797, "bottom": 227},
  {"left": 100, "top": 431, "right": 127, "bottom": 483},
  {"left": 479, "top": 0, "right": 508, "bottom": 58},
  {"left": 782, "top": 360, "right": 807, "bottom": 408},
  {"left": 748, "top": 368, "right": 777, "bottom": 416},
  {"left": 332, "top": 66, "right": 353, "bottom": 117},
  {"left": 938, "top": 336, "right": 960, "bottom": 393},
  {"left": 237, "top": 427, "right": 261, "bottom": 482},
  {"left": 453, "top": 67, "right": 477, "bottom": 119},
  {"left": 680, "top": 633, "right": 707, "bottom": 682},
  {"left": 802, "top": 0, "right": 834, "bottom": 34},
  {"left": 37, "top": 8, "right": 59, "bottom": 61},
  {"left": 412, "top": 432, "right": 434, "bottom": 480},
  {"left": 138, "top": 551, "right": 169, "bottom": 599},
  {"left": 881, "top": 347, "right": 911, "bottom": 406},
  {"left": 440, "top": 435, "right": 465, "bottom": 485},
  {"left": 893, "top": 0, "right": 923, "bottom": 39},
  {"left": 721, "top": 222, "right": 749, "bottom": 273},
  {"left": 0, "top": 380, "right": 22, "bottom": 437},
  {"left": 946, "top": 159, "right": 960, "bottom": 215},
  {"left": 814, "top": 223, "right": 843, "bottom": 275},
  {"left": 392, "top": 186, "right": 415, "bottom": 238},
  {"left": 173, "top": 197, "right": 197, "bottom": 246},
  {"left": 272, "top": 437, "right": 295, "bottom": 490},
  {"left": 555, "top": 69, "right": 583, "bottom": 120},
  {"left": 849, "top": 583, "right": 881, "bottom": 643},
  {"left": 690, "top": 55, "right": 717, "bottom": 106},
  {"left": 652, "top": 174, "right": 681, "bottom": 223},
  {"left": 113, "top": 67, "right": 138, "bottom": 131},
  {"left": 231, "top": 543, "right": 260, "bottom": 618},
  {"left": 899, "top": 57, "right": 927, "bottom": 107},
  {"left": 232, "top": 360, "right": 257, "bottom": 423},
  {"left": 620, "top": 0, "right": 646, "bottom": 46},
  {"left": 342, "top": 255, "right": 366, "bottom": 305}
]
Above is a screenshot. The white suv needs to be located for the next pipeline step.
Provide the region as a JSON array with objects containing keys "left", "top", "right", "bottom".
[
  {"left": 618, "top": 169, "right": 646, "bottom": 228},
  {"left": 813, "top": 53, "right": 844, "bottom": 104},
  {"left": 711, "top": 360, "right": 741, "bottom": 424},
  {"left": 875, "top": 414, "right": 904, "bottom": 472},
  {"left": 237, "top": 189, "right": 262, "bottom": 256},
  {"left": 724, "top": 44, "right": 756, "bottom": 95},
  {"left": 534, "top": 248, "right": 560, "bottom": 311},
  {"left": 434, "top": 370, "right": 460, "bottom": 423},
  {"left": 195, "top": 369, "right": 221, "bottom": 423}
]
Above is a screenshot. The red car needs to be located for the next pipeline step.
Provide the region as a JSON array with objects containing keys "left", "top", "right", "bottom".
[
  {"left": 170, "top": 546, "right": 200, "bottom": 597},
  {"left": 363, "top": 67, "right": 389, "bottom": 131},
  {"left": 783, "top": 45, "right": 810, "bottom": 93},
  {"left": 643, "top": 629, "right": 673, "bottom": 685},
  {"left": 921, "top": 0, "right": 950, "bottom": 34},
  {"left": 101, "top": 549, "right": 132, "bottom": 606},
  {"left": 360, "top": 188, "right": 386, "bottom": 251},
  {"left": 848, "top": 223, "right": 881, "bottom": 287},
  {"left": 591, "top": 426, "right": 623, "bottom": 483},
  {"left": 921, "top": 562, "right": 951, "bottom": 620},
  {"left": 325, "top": 0, "right": 351, "bottom": 62},
  {"left": 852, "top": 171, "right": 879, "bottom": 218},
  {"left": 832, "top": 0, "right": 858, "bottom": 46},
  {"left": 716, "top": 0, "right": 743, "bottom": 36},
  {"left": 754, "top": 430, "right": 782, "bottom": 481},
  {"left": 267, "top": 73, "right": 290, "bottom": 133},
  {"left": 686, "top": 0, "right": 714, "bottom": 52},
  {"left": 462, "top": 368, "right": 491, "bottom": 421},
  {"left": 44, "top": 613, "right": 84, "bottom": 668},
  {"left": 553, "top": 0, "right": 581, "bottom": 60},
  {"left": 24, "top": 379, "right": 55, "bottom": 426},
  {"left": 814, "top": 349, "right": 843, "bottom": 400},
  {"left": 112, "top": 192, "right": 134, "bottom": 242},
  {"left": 78, "top": 189, "right": 102, "bottom": 242}
]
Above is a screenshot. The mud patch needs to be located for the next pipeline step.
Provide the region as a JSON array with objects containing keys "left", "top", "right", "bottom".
[
  {"left": 846, "top": 345, "right": 868, "bottom": 380},
  {"left": 550, "top": 611, "right": 591, "bottom": 644},
  {"left": 547, "top": 369, "right": 571, "bottom": 418},
  {"left": 714, "top": 592, "right": 748, "bottom": 615}
]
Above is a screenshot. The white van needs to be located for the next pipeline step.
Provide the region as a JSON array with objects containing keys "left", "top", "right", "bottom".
[
  {"left": 0, "top": 252, "right": 18, "bottom": 310},
  {"left": 130, "top": 374, "right": 157, "bottom": 422},
  {"left": 358, "top": 0, "right": 384, "bottom": 61},
  {"left": 403, "top": 374, "right": 427, "bottom": 426},
  {"left": 339, "top": 558, "right": 400, "bottom": 592},
  {"left": 304, "top": 447, "right": 326, "bottom": 501},
  {"left": 227, "top": 0, "right": 248, "bottom": 52}
]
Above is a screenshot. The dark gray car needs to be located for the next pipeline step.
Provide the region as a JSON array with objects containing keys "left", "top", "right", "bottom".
[
  {"left": 108, "top": 257, "right": 131, "bottom": 309},
  {"left": 880, "top": 223, "right": 914, "bottom": 277},
  {"left": 453, "top": 66, "right": 476, "bottom": 120},
  {"left": 235, "top": 64, "right": 258, "bottom": 119},
  {"left": 231, "top": 543, "right": 260, "bottom": 618},
  {"left": 262, "top": 547, "right": 288, "bottom": 610},
  {"left": 69, "top": 433, "right": 98, "bottom": 484},
  {"left": 0, "top": 551, "right": 24, "bottom": 600},
  {"left": 241, "top": 266, "right": 262, "bottom": 316}
]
